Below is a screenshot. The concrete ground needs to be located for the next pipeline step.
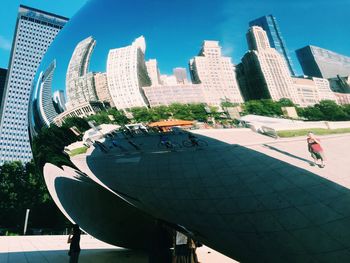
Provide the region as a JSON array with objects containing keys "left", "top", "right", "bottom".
[{"left": 0, "top": 235, "right": 237, "bottom": 263}]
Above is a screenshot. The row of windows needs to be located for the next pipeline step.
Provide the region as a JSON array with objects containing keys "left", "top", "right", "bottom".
[{"left": 21, "top": 15, "right": 64, "bottom": 29}]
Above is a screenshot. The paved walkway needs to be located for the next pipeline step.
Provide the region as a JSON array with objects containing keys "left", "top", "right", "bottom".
[{"left": 0, "top": 235, "right": 237, "bottom": 263}]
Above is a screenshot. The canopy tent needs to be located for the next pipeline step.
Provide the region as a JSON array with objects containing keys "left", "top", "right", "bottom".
[{"left": 148, "top": 119, "right": 194, "bottom": 128}]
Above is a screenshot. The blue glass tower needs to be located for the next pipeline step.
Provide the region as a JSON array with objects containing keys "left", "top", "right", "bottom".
[{"left": 249, "top": 15, "right": 295, "bottom": 76}]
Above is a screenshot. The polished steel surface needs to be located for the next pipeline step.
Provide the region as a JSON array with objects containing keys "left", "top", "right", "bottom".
[{"left": 29, "top": 1, "right": 350, "bottom": 262}]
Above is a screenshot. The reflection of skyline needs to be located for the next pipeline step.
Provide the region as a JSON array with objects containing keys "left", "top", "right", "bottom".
[{"left": 66, "top": 36, "right": 98, "bottom": 109}]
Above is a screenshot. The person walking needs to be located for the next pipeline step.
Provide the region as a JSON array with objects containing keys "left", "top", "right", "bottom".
[
  {"left": 307, "top": 132, "right": 325, "bottom": 168},
  {"left": 67, "top": 224, "right": 81, "bottom": 263}
]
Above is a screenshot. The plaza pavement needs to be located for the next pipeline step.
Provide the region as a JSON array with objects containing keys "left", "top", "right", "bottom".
[
  {"left": 193, "top": 128, "right": 350, "bottom": 188},
  {"left": 0, "top": 235, "right": 237, "bottom": 263}
]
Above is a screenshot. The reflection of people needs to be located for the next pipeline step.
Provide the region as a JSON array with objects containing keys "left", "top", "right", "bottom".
[
  {"left": 307, "top": 132, "right": 325, "bottom": 168},
  {"left": 188, "top": 133, "right": 198, "bottom": 146},
  {"left": 173, "top": 231, "right": 198, "bottom": 263},
  {"left": 67, "top": 224, "right": 81, "bottom": 263},
  {"left": 160, "top": 134, "right": 172, "bottom": 148}
]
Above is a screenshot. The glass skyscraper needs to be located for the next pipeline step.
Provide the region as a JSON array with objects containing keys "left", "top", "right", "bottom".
[
  {"left": 0, "top": 5, "right": 68, "bottom": 164},
  {"left": 296, "top": 45, "right": 350, "bottom": 79},
  {"left": 249, "top": 15, "right": 295, "bottom": 76}
]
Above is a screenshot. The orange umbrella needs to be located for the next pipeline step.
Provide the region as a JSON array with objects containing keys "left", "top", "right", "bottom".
[{"left": 148, "top": 119, "right": 194, "bottom": 127}]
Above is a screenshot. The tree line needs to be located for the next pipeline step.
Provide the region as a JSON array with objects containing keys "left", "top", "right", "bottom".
[{"left": 0, "top": 161, "right": 68, "bottom": 234}]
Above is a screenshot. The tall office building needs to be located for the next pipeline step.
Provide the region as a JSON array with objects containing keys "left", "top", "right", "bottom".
[
  {"left": 106, "top": 36, "right": 151, "bottom": 110},
  {"left": 296, "top": 45, "right": 350, "bottom": 79},
  {"left": 249, "top": 15, "right": 295, "bottom": 75},
  {"left": 189, "top": 40, "right": 243, "bottom": 105},
  {"left": 0, "top": 68, "right": 7, "bottom": 109},
  {"left": 0, "top": 5, "right": 68, "bottom": 165},
  {"left": 240, "top": 26, "right": 298, "bottom": 103},
  {"left": 145, "top": 59, "right": 161, "bottom": 86},
  {"left": 66, "top": 36, "right": 98, "bottom": 109},
  {"left": 37, "top": 60, "right": 58, "bottom": 126}
]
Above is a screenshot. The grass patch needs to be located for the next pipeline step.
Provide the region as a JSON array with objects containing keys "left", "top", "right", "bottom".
[
  {"left": 277, "top": 128, "right": 350, "bottom": 138},
  {"left": 68, "top": 146, "right": 88, "bottom": 157}
]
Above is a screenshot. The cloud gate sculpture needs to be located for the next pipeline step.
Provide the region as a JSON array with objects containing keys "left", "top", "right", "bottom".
[{"left": 29, "top": 0, "right": 350, "bottom": 262}]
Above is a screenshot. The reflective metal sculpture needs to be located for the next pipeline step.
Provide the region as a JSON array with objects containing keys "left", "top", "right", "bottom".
[{"left": 29, "top": 0, "right": 350, "bottom": 262}]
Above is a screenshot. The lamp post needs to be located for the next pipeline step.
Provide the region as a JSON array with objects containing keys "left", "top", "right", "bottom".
[{"left": 23, "top": 209, "right": 30, "bottom": 235}]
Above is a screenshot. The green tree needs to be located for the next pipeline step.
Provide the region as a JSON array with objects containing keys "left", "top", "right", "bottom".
[
  {"left": 317, "top": 100, "right": 348, "bottom": 121},
  {"left": 129, "top": 107, "right": 153, "bottom": 122},
  {"left": 107, "top": 108, "right": 129, "bottom": 125},
  {"left": 188, "top": 104, "right": 207, "bottom": 121},
  {"left": 278, "top": 98, "right": 295, "bottom": 107},
  {"left": 62, "top": 117, "right": 90, "bottom": 132},
  {"left": 168, "top": 103, "right": 193, "bottom": 120},
  {"left": 299, "top": 106, "right": 325, "bottom": 121}
]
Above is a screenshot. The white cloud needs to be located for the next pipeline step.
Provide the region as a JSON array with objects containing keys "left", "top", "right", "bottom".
[{"left": 0, "top": 36, "right": 11, "bottom": 51}]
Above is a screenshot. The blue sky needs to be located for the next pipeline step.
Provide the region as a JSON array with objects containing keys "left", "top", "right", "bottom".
[{"left": 1, "top": 0, "right": 349, "bottom": 76}]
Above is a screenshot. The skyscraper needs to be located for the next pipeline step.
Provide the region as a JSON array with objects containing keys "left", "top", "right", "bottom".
[
  {"left": 249, "top": 15, "right": 295, "bottom": 76},
  {"left": 0, "top": 68, "right": 7, "bottom": 109},
  {"left": 240, "top": 26, "right": 298, "bottom": 103},
  {"left": 106, "top": 36, "right": 151, "bottom": 109},
  {"left": 189, "top": 40, "right": 243, "bottom": 105},
  {"left": 0, "top": 5, "right": 68, "bottom": 165},
  {"left": 296, "top": 45, "right": 350, "bottom": 79},
  {"left": 66, "top": 36, "right": 98, "bottom": 109},
  {"left": 37, "top": 60, "right": 58, "bottom": 126}
]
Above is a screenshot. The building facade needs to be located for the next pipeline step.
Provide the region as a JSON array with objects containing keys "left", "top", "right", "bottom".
[
  {"left": 94, "top": 72, "right": 114, "bottom": 107},
  {"left": 145, "top": 59, "right": 161, "bottom": 86},
  {"left": 37, "top": 60, "right": 58, "bottom": 126},
  {"left": 292, "top": 77, "right": 320, "bottom": 107},
  {"left": 249, "top": 15, "right": 295, "bottom": 75},
  {"left": 66, "top": 36, "right": 98, "bottom": 109},
  {"left": 189, "top": 40, "right": 243, "bottom": 105},
  {"left": 240, "top": 26, "right": 298, "bottom": 104},
  {"left": 106, "top": 36, "right": 151, "bottom": 110},
  {"left": 53, "top": 101, "right": 105, "bottom": 127},
  {"left": 312, "top": 77, "right": 337, "bottom": 102},
  {"left": 296, "top": 45, "right": 350, "bottom": 79},
  {"left": 143, "top": 84, "right": 207, "bottom": 107},
  {"left": 0, "top": 5, "right": 68, "bottom": 164}
]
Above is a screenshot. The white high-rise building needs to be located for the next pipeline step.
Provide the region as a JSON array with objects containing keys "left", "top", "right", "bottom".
[
  {"left": 189, "top": 40, "right": 243, "bottom": 105},
  {"left": 145, "top": 59, "right": 161, "bottom": 86},
  {"left": 241, "top": 26, "right": 299, "bottom": 104},
  {"left": 106, "top": 36, "right": 151, "bottom": 109},
  {"left": 66, "top": 36, "right": 98, "bottom": 109},
  {"left": 0, "top": 5, "right": 68, "bottom": 164}
]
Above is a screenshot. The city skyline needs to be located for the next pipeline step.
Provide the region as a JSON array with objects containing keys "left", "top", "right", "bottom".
[{"left": 1, "top": 0, "right": 349, "bottom": 75}]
